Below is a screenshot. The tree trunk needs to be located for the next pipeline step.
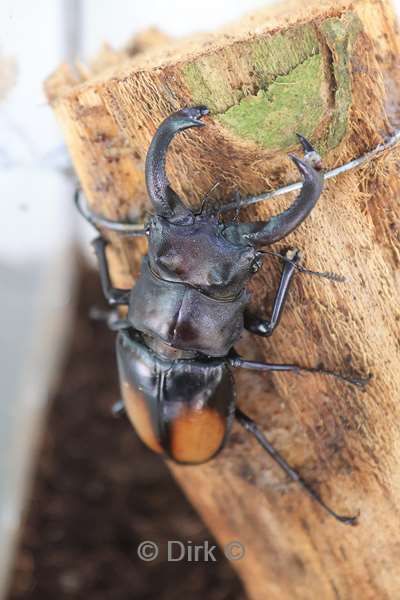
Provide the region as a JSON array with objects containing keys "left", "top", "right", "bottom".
[{"left": 46, "top": 1, "right": 400, "bottom": 598}]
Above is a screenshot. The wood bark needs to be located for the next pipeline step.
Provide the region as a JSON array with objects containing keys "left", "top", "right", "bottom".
[{"left": 46, "top": 2, "right": 400, "bottom": 598}]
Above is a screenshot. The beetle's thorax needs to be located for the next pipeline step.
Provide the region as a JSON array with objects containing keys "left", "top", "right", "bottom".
[{"left": 147, "top": 213, "right": 260, "bottom": 300}]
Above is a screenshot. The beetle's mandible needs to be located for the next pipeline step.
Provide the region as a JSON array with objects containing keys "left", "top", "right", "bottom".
[{"left": 77, "top": 105, "right": 370, "bottom": 525}]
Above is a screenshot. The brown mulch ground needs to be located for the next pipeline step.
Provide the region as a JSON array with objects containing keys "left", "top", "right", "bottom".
[{"left": 7, "top": 267, "right": 245, "bottom": 600}]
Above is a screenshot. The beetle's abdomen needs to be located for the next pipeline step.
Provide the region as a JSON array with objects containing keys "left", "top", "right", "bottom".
[
  {"left": 128, "top": 258, "right": 248, "bottom": 357},
  {"left": 116, "top": 330, "right": 235, "bottom": 464}
]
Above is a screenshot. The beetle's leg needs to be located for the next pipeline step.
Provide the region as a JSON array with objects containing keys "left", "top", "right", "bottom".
[
  {"left": 110, "top": 321, "right": 131, "bottom": 331},
  {"left": 245, "top": 248, "right": 300, "bottom": 337},
  {"left": 235, "top": 408, "right": 358, "bottom": 525},
  {"left": 89, "top": 307, "right": 131, "bottom": 331},
  {"left": 229, "top": 356, "right": 371, "bottom": 387},
  {"left": 92, "top": 237, "right": 131, "bottom": 306},
  {"left": 75, "top": 188, "right": 147, "bottom": 235},
  {"left": 112, "top": 399, "right": 126, "bottom": 417}
]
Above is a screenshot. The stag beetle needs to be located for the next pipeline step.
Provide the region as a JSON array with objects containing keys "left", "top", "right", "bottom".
[{"left": 77, "top": 106, "right": 369, "bottom": 525}]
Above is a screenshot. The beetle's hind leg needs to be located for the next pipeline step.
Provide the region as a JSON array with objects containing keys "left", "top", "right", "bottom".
[{"left": 235, "top": 408, "right": 358, "bottom": 525}]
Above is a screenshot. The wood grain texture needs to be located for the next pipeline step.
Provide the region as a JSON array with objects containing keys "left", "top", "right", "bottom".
[{"left": 46, "top": 1, "right": 400, "bottom": 597}]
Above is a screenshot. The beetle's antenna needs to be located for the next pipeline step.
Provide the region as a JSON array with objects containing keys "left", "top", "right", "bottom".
[
  {"left": 195, "top": 181, "right": 221, "bottom": 215},
  {"left": 259, "top": 249, "right": 346, "bottom": 283},
  {"left": 230, "top": 190, "right": 245, "bottom": 223},
  {"left": 74, "top": 187, "right": 148, "bottom": 235},
  {"left": 235, "top": 408, "right": 359, "bottom": 525}
]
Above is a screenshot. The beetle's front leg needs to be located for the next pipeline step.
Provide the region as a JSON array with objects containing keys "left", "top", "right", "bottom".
[
  {"left": 245, "top": 248, "right": 300, "bottom": 337},
  {"left": 92, "top": 237, "right": 131, "bottom": 306}
]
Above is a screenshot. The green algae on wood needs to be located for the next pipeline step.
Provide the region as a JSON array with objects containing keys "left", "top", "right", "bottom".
[
  {"left": 183, "top": 14, "right": 362, "bottom": 151},
  {"left": 319, "top": 13, "right": 363, "bottom": 150},
  {"left": 250, "top": 24, "right": 319, "bottom": 89},
  {"left": 183, "top": 57, "right": 243, "bottom": 114},
  {"left": 217, "top": 54, "right": 324, "bottom": 150},
  {"left": 182, "top": 23, "right": 320, "bottom": 114}
]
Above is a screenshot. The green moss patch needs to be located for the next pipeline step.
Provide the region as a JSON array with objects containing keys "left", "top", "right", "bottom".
[
  {"left": 182, "top": 14, "right": 362, "bottom": 151},
  {"left": 320, "top": 13, "right": 363, "bottom": 150},
  {"left": 217, "top": 54, "right": 323, "bottom": 150}
]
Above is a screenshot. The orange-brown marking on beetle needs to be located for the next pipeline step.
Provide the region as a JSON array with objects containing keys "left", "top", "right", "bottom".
[
  {"left": 122, "top": 380, "right": 163, "bottom": 453},
  {"left": 169, "top": 407, "right": 226, "bottom": 463}
]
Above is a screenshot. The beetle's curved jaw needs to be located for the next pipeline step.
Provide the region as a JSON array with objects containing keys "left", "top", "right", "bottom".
[
  {"left": 223, "top": 136, "right": 324, "bottom": 247},
  {"left": 145, "top": 106, "right": 209, "bottom": 220}
]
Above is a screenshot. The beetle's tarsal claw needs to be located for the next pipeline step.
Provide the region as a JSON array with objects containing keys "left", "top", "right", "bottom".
[
  {"left": 350, "top": 373, "right": 373, "bottom": 387},
  {"left": 337, "top": 514, "right": 359, "bottom": 526}
]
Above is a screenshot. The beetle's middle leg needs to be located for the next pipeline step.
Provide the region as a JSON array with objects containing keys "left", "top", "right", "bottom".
[
  {"left": 230, "top": 356, "right": 370, "bottom": 387},
  {"left": 244, "top": 248, "right": 300, "bottom": 337}
]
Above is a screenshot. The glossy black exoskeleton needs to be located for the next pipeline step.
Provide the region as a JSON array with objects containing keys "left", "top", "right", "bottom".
[{"left": 77, "top": 106, "right": 369, "bottom": 525}]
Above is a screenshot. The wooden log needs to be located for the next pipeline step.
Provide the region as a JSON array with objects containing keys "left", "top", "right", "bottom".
[{"left": 46, "top": 1, "right": 400, "bottom": 598}]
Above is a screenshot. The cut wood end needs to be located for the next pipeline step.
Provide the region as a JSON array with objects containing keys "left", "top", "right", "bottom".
[
  {"left": 45, "top": 0, "right": 397, "bottom": 160},
  {"left": 44, "top": 27, "right": 172, "bottom": 103},
  {"left": 43, "top": 0, "right": 400, "bottom": 236}
]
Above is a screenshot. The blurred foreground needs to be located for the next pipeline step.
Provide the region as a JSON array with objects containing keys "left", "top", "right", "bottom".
[{"left": 7, "top": 266, "right": 244, "bottom": 600}]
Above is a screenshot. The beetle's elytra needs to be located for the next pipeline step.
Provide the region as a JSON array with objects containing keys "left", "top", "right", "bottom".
[{"left": 77, "top": 106, "right": 369, "bottom": 525}]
